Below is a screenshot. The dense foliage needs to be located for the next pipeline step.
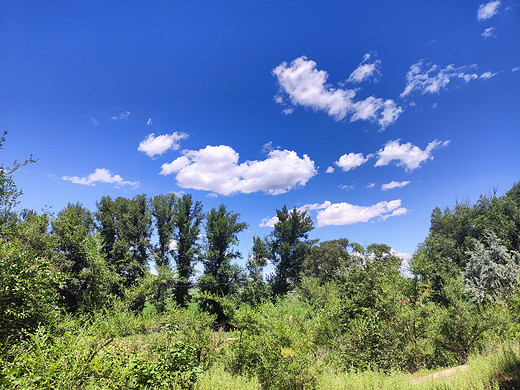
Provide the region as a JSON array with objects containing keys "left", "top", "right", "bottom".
[{"left": 1, "top": 136, "right": 519, "bottom": 389}]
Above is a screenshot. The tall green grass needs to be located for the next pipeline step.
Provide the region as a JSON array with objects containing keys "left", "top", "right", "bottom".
[{"left": 316, "top": 341, "right": 520, "bottom": 390}]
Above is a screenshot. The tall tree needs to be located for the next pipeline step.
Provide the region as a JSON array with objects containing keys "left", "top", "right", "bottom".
[
  {"left": 266, "top": 205, "right": 314, "bottom": 295},
  {"left": 173, "top": 194, "right": 203, "bottom": 307},
  {"left": 52, "top": 203, "right": 116, "bottom": 312},
  {"left": 150, "top": 193, "right": 176, "bottom": 268},
  {"left": 200, "top": 204, "right": 247, "bottom": 297},
  {"left": 96, "top": 195, "right": 152, "bottom": 288}
]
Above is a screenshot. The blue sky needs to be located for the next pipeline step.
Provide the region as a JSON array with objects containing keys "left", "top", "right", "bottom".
[{"left": 1, "top": 1, "right": 519, "bottom": 264}]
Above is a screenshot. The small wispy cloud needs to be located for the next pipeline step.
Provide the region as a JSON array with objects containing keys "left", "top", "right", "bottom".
[
  {"left": 111, "top": 111, "right": 131, "bottom": 121},
  {"left": 147, "top": 118, "right": 152, "bottom": 126},
  {"left": 480, "top": 71, "right": 498, "bottom": 79},
  {"left": 138, "top": 132, "right": 189, "bottom": 158},
  {"left": 401, "top": 61, "right": 479, "bottom": 97},
  {"left": 367, "top": 183, "right": 375, "bottom": 188},
  {"left": 481, "top": 27, "right": 497, "bottom": 38},
  {"left": 477, "top": 1, "right": 501, "bottom": 20},
  {"left": 63, "top": 168, "right": 139, "bottom": 187},
  {"left": 512, "top": 67, "right": 520, "bottom": 72},
  {"left": 325, "top": 166, "right": 335, "bottom": 173},
  {"left": 381, "top": 180, "right": 410, "bottom": 191},
  {"left": 347, "top": 53, "right": 381, "bottom": 83},
  {"left": 338, "top": 184, "right": 354, "bottom": 191},
  {"left": 91, "top": 117, "right": 99, "bottom": 126}
]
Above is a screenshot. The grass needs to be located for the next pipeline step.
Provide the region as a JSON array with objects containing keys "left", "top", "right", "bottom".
[{"left": 315, "top": 341, "right": 520, "bottom": 390}]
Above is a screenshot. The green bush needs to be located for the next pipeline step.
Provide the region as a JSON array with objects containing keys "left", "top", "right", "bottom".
[{"left": 0, "top": 216, "right": 61, "bottom": 343}]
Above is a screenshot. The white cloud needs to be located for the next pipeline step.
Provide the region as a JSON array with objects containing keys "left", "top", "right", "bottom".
[
  {"left": 381, "top": 207, "right": 408, "bottom": 220},
  {"left": 375, "top": 139, "right": 449, "bottom": 171},
  {"left": 367, "top": 182, "right": 375, "bottom": 188},
  {"left": 477, "top": 1, "right": 501, "bottom": 20},
  {"left": 401, "top": 61, "right": 479, "bottom": 97},
  {"left": 62, "top": 168, "right": 139, "bottom": 187},
  {"left": 273, "top": 56, "right": 402, "bottom": 128},
  {"left": 147, "top": 118, "right": 152, "bottom": 126},
  {"left": 512, "top": 67, "right": 520, "bottom": 72},
  {"left": 91, "top": 117, "right": 99, "bottom": 126},
  {"left": 316, "top": 199, "right": 406, "bottom": 227},
  {"left": 481, "top": 27, "right": 497, "bottom": 38},
  {"left": 391, "top": 249, "right": 412, "bottom": 261},
  {"left": 335, "top": 152, "right": 370, "bottom": 172},
  {"left": 259, "top": 199, "right": 406, "bottom": 228},
  {"left": 347, "top": 53, "right": 381, "bottom": 83},
  {"left": 260, "top": 215, "right": 279, "bottom": 228},
  {"left": 326, "top": 166, "right": 335, "bottom": 173},
  {"left": 111, "top": 111, "right": 131, "bottom": 121},
  {"left": 480, "top": 71, "right": 498, "bottom": 79},
  {"left": 138, "top": 132, "right": 189, "bottom": 158},
  {"left": 381, "top": 180, "right": 410, "bottom": 191},
  {"left": 168, "top": 240, "right": 178, "bottom": 251},
  {"left": 338, "top": 184, "right": 354, "bottom": 191},
  {"left": 160, "top": 145, "right": 316, "bottom": 196}
]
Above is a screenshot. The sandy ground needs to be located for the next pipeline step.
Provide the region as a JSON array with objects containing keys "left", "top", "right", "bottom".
[{"left": 410, "top": 365, "right": 469, "bottom": 384}]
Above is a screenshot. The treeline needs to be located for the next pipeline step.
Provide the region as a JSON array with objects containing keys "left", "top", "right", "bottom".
[{"left": 1, "top": 133, "right": 520, "bottom": 389}]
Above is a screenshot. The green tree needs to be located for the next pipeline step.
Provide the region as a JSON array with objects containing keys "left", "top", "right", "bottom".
[
  {"left": 302, "top": 238, "right": 353, "bottom": 283},
  {"left": 410, "top": 182, "right": 520, "bottom": 304},
  {"left": 150, "top": 193, "right": 176, "bottom": 269},
  {"left": 463, "top": 231, "right": 520, "bottom": 303},
  {"left": 52, "top": 203, "right": 117, "bottom": 312},
  {"left": 265, "top": 205, "right": 314, "bottom": 295},
  {"left": 240, "top": 236, "right": 271, "bottom": 306},
  {"left": 200, "top": 204, "right": 247, "bottom": 297},
  {"left": 173, "top": 194, "right": 203, "bottom": 307},
  {"left": 96, "top": 195, "right": 152, "bottom": 289}
]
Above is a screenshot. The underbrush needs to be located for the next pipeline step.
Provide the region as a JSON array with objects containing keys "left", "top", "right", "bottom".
[
  {"left": 316, "top": 341, "right": 520, "bottom": 390},
  {"left": 1, "top": 296, "right": 518, "bottom": 390}
]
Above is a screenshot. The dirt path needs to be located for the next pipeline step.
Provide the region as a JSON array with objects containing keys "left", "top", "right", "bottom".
[{"left": 410, "top": 364, "right": 469, "bottom": 384}]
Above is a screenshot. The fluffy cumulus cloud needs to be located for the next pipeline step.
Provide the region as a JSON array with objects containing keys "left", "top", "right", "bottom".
[
  {"left": 62, "top": 168, "right": 138, "bottom": 187},
  {"left": 481, "top": 27, "right": 497, "bottom": 38},
  {"left": 260, "top": 199, "right": 407, "bottom": 228},
  {"left": 273, "top": 56, "right": 402, "bottom": 128},
  {"left": 347, "top": 53, "right": 381, "bottom": 83},
  {"left": 381, "top": 180, "right": 410, "bottom": 191},
  {"left": 111, "top": 111, "right": 131, "bottom": 121},
  {"left": 477, "top": 1, "right": 501, "bottom": 20},
  {"left": 138, "top": 132, "right": 189, "bottom": 158},
  {"left": 401, "top": 61, "right": 480, "bottom": 97},
  {"left": 375, "top": 139, "right": 449, "bottom": 171},
  {"left": 160, "top": 145, "right": 316, "bottom": 196},
  {"left": 315, "top": 199, "right": 407, "bottom": 227},
  {"left": 335, "top": 152, "right": 370, "bottom": 172}
]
